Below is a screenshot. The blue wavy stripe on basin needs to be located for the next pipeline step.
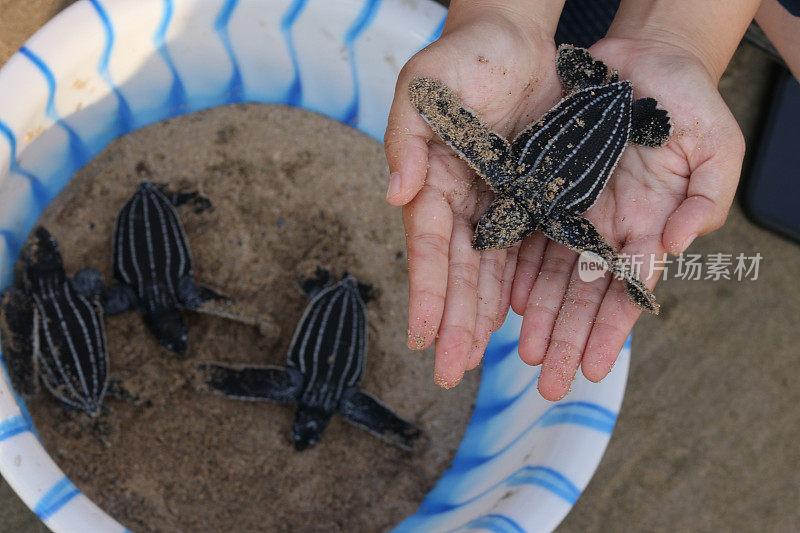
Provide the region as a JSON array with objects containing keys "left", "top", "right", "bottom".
[
  {"left": 451, "top": 514, "right": 526, "bottom": 533},
  {"left": 0, "top": 415, "right": 30, "bottom": 442},
  {"left": 0, "top": 1, "right": 627, "bottom": 530},
  {"left": 34, "top": 478, "right": 80, "bottom": 522},
  {"left": 214, "top": 0, "right": 245, "bottom": 103}
]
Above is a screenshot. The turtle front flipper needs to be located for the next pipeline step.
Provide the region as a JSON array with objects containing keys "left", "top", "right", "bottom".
[
  {"left": 71, "top": 268, "right": 106, "bottom": 300},
  {"left": 541, "top": 212, "right": 660, "bottom": 314},
  {"left": 300, "top": 267, "right": 332, "bottom": 299},
  {"left": 152, "top": 182, "right": 213, "bottom": 213},
  {"left": 408, "top": 77, "right": 517, "bottom": 193},
  {"left": 198, "top": 362, "right": 302, "bottom": 403},
  {"left": 0, "top": 288, "right": 38, "bottom": 397},
  {"left": 339, "top": 389, "right": 422, "bottom": 451},
  {"left": 472, "top": 197, "right": 536, "bottom": 251},
  {"left": 556, "top": 44, "right": 618, "bottom": 93},
  {"left": 629, "top": 97, "right": 672, "bottom": 147}
]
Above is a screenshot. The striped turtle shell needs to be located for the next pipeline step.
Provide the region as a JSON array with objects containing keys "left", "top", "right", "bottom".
[
  {"left": 198, "top": 271, "right": 421, "bottom": 450},
  {"left": 408, "top": 44, "right": 671, "bottom": 313},
  {"left": 286, "top": 274, "right": 366, "bottom": 413},
  {"left": 512, "top": 81, "right": 632, "bottom": 215},
  {"left": 112, "top": 181, "right": 193, "bottom": 313},
  {"left": 2, "top": 227, "right": 110, "bottom": 416}
]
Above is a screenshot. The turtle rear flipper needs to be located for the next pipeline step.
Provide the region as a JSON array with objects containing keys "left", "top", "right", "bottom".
[
  {"left": 22, "top": 227, "right": 67, "bottom": 289},
  {"left": 630, "top": 97, "right": 672, "bottom": 147},
  {"left": 339, "top": 389, "right": 422, "bottom": 451},
  {"left": 540, "top": 211, "right": 660, "bottom": 314},
  {"left": 182, "top": 279, "right": 280, "bottom": 341},
  {"left": 178, "top": 275, "right": 227, "bottom": 309},
  {"left": 408, "top": 77, "right": 517, "bottom": 193},
  {"left": 0, "top": 288, "right": 38, "bottom": 397},
  {"left": 556, "top": 44, "right": 618, "bottom": 93},
  {"left": 473, "top": 197, "right": 536, "bottom": 251},
  {"left": 198, "top": 362, "right": 302, "bottom": 403},
  {"left": 624, "top": 278, "right": 660, "bottom": 315}
]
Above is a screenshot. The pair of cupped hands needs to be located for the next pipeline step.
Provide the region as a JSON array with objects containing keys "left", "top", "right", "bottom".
[{"left": 383, "top": 13, "right": 744, "bottom": 400}]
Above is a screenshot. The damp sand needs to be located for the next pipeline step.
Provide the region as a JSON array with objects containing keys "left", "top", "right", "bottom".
[{"left": 25, "top": 104, "right": 479, "bottom": 532}]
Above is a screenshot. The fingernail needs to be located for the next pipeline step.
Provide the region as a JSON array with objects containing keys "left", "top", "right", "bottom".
[
  {"left": 386, "top": 172, "right": 402, "bottom": 200},
  {"left": 407, "top": 328, "right": 425, "bottom": 350},
  {"left": 434, "top": 371, "right": 462, "bottom": 390},
  {"left": 681, "top": 233, "right": 698, "bottom": 253}
]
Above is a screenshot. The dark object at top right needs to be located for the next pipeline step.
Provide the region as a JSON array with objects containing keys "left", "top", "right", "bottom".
[{"left": 744, "top": 69, "right": 800, "bottom": 244}]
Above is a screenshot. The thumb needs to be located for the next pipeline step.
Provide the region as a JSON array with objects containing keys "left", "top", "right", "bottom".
[
  {"left": 663, "top": 126, "right": 744, "bottom": 255},
  {"left": 384, "top": 67, "right": 432, "bottom": 206}
]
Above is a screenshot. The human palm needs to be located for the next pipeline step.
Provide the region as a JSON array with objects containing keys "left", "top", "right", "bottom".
[
  {"left": 511, "top": 38, "right": 745, "bottom": 399},
  {"left": 386, "top": 28, "right": 744, "bottom": 397},
  {"left": 385, "top": 16, "right": 563, "bottom": 388}
]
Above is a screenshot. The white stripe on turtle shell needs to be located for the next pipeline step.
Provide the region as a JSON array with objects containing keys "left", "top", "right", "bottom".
[
  {"left": 352, "top": 289, "right": 366, "bottom": 387},
  {"left": 147, "top": 186, "right": 175, "bottom": 296},
  {"left": 86, "top": 298, "right": 108, "bottom": 404},
  {"left": 305, "top": 289, "right": 345, "bottom": 404},
  {"left": 515, "top": 90, "right": 595, "bottom": 167},
  {"left": 525, "top": 89, "right": 617, "bottom": 186},
  {"left": 140, "top": 187, "right": 158, "bottom": 301},
  {"left": 33, "top": 294, "right": 85, "bottom": 411},
  {"left": 335, "top": 289, "right": 362, "bottom": 399},
  {"left": 112, "top": 200, "right": 132, "bottom": 286},
  {"left": 149, "top": 184, "right": 193, "bottom": 291},
  {"left": 288, "top": 286, "right": 332, "bottom": 375},
  {"left": 547, "top": 89, "right": 627, "bottom": 213},
  {"left": 564, "top": 102, "right": 631, "bottom": 212},
  {"left": 317, "top": 289, "right": 351, "bottom": 406},
  {"left": 62, "top": 284, "right": 98, "bottom": 403},
  {"left": 126, "top": 193, "right": 145, "bottom": 297},
  {"left": 42, "top": 285, "right": 91, "bottom": 404}
]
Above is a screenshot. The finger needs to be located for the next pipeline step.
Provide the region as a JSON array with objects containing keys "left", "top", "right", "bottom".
[
  {"left": 466, "top": 248, "right": 507, "bottom": 370},
  {"left": 385, "top": 69, "right": 434, "bottom": 206},
  {"left": 582, "top": 237, "right": 663, "bottom": 382},
  {"left": 537, "top": 270, "right": 611, "bottom": 402},
  {"left": 404, "top": 184, "right": 452, "bottom": 351},
  {"left": 510, "top": 232, "right": 547, "bottom": 315},
  {"left": 434, "top": 220, "right": 481, "bottom": 388},
  {"left": 662, "top": 129, "right": 744, "bottom": 254},
  {"left": 518, "top": 241, "right": 578, "bottom": 367},
  {"left": 495, "top": 244, "right": 519, "bottom": 330}
]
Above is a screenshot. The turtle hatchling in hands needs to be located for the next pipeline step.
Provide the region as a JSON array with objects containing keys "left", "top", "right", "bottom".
[{"left": 409, "top": 44, "right": 672, "bottom": 313}]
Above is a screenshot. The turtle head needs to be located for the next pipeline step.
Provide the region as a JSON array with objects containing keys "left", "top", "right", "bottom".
[
  {"left": 292, "top": 406, "right": 332, "bottom": 451},
  {"left": 145, "top": 307, "right": 188, "bottom": 354}
]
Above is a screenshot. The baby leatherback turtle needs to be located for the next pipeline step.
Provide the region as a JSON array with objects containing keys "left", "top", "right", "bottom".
[
  {"left": 103, "top": 181, "right": 277, "bottom": 354},
  {"left": 409, "top": 44, "right": 672, "bottom": 313},
  {"left": 0, "top": 227, "right": 109, "bottom": 416},
  {"left": 198, "top": 270, "right": 422, "bottom": 451}
]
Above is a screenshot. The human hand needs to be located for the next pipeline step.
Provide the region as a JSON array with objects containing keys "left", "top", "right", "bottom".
[
  {"left": 510, "top": 37, "right": 745, "bottom": 400},
  {"left": 384, "top": 6, "right": 565, "bottom": 389}
]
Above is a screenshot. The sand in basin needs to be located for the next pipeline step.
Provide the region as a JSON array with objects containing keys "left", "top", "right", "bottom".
[{"left": 24, "top": 104, "right": 479, "bottom": 532}]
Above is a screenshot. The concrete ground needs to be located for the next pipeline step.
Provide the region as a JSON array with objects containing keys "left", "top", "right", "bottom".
[{"left": 1, "top": 2, "right": 798, "bottom": 531}]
